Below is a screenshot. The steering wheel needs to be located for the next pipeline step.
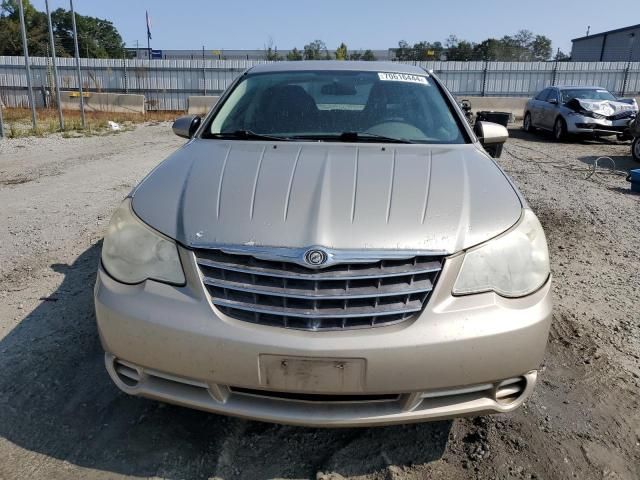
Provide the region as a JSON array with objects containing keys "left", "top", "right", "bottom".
[{"left": 365, "top": 121, "right": 427, "bottom": 139}]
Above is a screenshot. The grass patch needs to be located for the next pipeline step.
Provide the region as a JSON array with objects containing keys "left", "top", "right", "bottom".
[{"left": 3, "top": 108, "right": 182, "bottom": 138}]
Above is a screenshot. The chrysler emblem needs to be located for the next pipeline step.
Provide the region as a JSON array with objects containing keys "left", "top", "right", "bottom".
[{"left": 305, "top": 249, "right": 327, "bottom": 266}]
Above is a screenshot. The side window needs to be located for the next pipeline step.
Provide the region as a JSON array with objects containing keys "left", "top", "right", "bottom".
[{"left": 535, "top": 88, "right": 549, "bottom": 101}]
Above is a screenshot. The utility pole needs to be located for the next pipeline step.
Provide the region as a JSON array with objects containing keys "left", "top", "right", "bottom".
[
  {"left": 18, "top": 0, "right": 37, "bottom": 130},
  {"left": 0, "top": 99, "right": 5, "bottom": 138},
  {"left": 146, "top": 11, "right": 152, "bottom": 59},
  {"left": 621, "top": 33, "right": 636, "bottom": 97},
  {"left": 70, "top": 0, "right": 85, "bottom": 128},
  {"left": 481, "top": 60, "right": 489, "bottom": 97},
  {"left": 202, "top": 45, "right": 207, "bottom": 95},
  {"left": 45, "top": 0, "right": 64, "bottom": 130},
  {"left": 551, "top": 48, "right": 560, "bottom": 86}
]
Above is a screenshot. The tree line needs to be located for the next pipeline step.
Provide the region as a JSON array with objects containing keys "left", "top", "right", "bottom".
[
  {"left": 0, "top": 0, "right": 126, "bottom": 58},
  {"left": 396, "top": 30, "right": 567, "bottom": 61},
  {"left": 264, "top": 40, "right": 377, "bottom": 61},
  {"left": 269, "top": 31, "right": 568, "bottom": 62}
]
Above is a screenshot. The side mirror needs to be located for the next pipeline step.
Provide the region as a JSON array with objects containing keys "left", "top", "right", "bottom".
[
  {"left": 475, "top": 121, "right": 508, "bottom": 158},
  {"left": 172, "top": 115, "right": 201, "bottom": 139},
  {"left": 548, "top": 98, "right": 558, "bottom": 105}
]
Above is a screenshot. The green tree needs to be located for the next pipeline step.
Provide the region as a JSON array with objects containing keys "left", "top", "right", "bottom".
[
  {"left": 263, "top": 37, "right": 281, "bottom": 61},
  {"left": 445, "top": 36, "right": 475, "bottom": 61},
  {"left": 0, "top": 1, "right": 125, "bottom": 58},
  {"left": 335, "top": 42, "right": 348, "bottom": 60},
  {"left": 361, "top": 49, "right": 376, "bottom": 61},
  {"left": 394, "top": 40, "right": 412, "bottom": 61},
  {"left": 413, "top": 41, "right": 443, "bottom": 60},
  {"left": 473, "top": 38, "right": 502, "bottom": 60},
  {"left": 286, "top": 47, "right": 303, "bottom": 61},
  {"left": 531, "top": 35, "right": 552, "bottom": 61},
  {"left": 264, "top": 47, "right": 281, "bottom": 61},
  {"left": 499, "top": 30, "right": 552, "bottom": 61},
  {"left": 470, "top": 32, "right": 553, "bottom": 61},
  {"left": 393, "top": 40, "right": 442, "bottom": 61},
  {"left": 51, "top": 8, "right": 125, "bottom": 58},
  {"left": 0, "top": 0, "right": 49, "bottom": 56},
  {"left": 554, "top": 49, "right": 570, "bottom": 62},
  {"left": 303, "top": 40, "right": 329, "bottom": 60}
]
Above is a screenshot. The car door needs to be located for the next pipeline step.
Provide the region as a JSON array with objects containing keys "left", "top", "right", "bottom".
[
  {"left": 540, "top": 88, "right": 560, "bottom": 129},
  {"left": 530, "top": 88, "right": 550, "bottom": 127}
]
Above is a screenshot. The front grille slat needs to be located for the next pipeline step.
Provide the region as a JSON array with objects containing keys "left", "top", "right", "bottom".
[
  {"left": 194, "top": 249, "right": 443, "bottom": 331},
  {"left": 196, "top": 257, "right": 442, "bottom": 280},
  {"left": 212, "top": 297, "right": 424, "bottom": 319},
  {"left": 202, "top": 276, "right": 433, "bottom": 299}
]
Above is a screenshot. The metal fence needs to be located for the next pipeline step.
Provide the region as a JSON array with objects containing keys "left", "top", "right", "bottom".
[{"left": 1, "top": 56, "right": 639, "bottom": 111}]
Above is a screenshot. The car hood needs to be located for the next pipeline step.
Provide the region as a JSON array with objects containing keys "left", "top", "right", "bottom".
[
  {"left": 566, "top": 98, "right": 638, "bottom": 117},
  {"left": 131, "top": 140, "right": 522, "bottom": 254}
]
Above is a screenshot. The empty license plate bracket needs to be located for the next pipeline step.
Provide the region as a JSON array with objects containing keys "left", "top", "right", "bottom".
[{"left": 258, "top": 355, "right": 366, "bottom": 393}]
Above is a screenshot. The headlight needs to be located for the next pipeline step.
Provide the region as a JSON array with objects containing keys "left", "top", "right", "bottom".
[
  {"left": 101, "top": 198, "right": 185, "bottom": 285},
  {"left": 453, "top": 209, "right": 549, "bottom": 298}
]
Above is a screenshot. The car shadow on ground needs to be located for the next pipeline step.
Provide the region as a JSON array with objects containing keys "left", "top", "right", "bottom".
[
  {"left": 507, "top": 126, "right": 631, "bottom": 146},
  {"left": 0, "top": 243, "right": 452, "bottom": 479}
]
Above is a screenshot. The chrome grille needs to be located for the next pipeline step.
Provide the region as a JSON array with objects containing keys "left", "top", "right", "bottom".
[{"left": 194, "top": 249, "right": 443, "bottom": 331}]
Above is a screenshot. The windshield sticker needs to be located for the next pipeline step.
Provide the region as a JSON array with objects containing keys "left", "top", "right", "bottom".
[{"left": 378, "top": 72, "right": 429, "bottom": 85}]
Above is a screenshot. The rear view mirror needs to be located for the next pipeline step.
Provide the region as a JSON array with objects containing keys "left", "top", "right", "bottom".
[
  {"left": 320, "top": 82, "right": 357, "bottom": 95},
  {"left": 475, "top": 121, "right": 508, "bottom": 158},
  {"left": 172, "top": 115, "right": 202, "bottom": 139}
]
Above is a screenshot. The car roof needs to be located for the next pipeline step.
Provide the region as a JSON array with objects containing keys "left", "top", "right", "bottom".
[
  {"left": 554, "top": 85, "right": 607, "bottom": 90},
  {"left": 247, "top": 61, "right": 428, "bottom": 75}
]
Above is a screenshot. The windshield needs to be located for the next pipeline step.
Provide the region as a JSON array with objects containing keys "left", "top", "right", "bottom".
[
  {"left": 560, "top": 88, "right": 617, "bottom": 103},
  {"left": 205, "top": 70, "right": 466, "bottom": 144}
]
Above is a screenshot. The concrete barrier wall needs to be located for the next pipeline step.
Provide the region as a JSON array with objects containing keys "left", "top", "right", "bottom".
[
  {"left": 60, "top": 91, "right": 145, "bottom": 114},
  {"left": 188, "top": 96, "right": 220, "bottom": 115}
]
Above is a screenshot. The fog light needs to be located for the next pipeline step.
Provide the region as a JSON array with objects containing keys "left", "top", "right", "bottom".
[
  {"left": 494, "top": 377, "right": 527, "bottom": 405},
  {"left": 113, "top": 359, "right": 142, "bottom": 388}
]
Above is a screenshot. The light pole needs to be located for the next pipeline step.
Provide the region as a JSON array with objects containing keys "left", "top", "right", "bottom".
[
  {"left": 621, "top": 33, "right": 636, "bottom": 97},
  {"left": 45, "top": 0, "right": 64, "bottom": 130},
  {"left": 18, "top": 0, "right": 37, "bottom": 129},
  {"left": 70, "top": 0, "right": 85, "bottom": 128},
  {"left": 0, "top": 99, "right": 5, "bottom": 138}
]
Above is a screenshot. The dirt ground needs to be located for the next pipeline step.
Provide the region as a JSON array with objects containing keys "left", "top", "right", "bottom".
[{"left": 0, "top": 124, "right": 638, "bottom": 480}]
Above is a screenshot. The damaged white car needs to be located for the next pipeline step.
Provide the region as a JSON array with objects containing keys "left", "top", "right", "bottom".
[{"left": 523, "top": 86, "right": 638, "bottom": 141}]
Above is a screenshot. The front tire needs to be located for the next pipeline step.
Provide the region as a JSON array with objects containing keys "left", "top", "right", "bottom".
[
  {"left": 632, "top": 137, "right": 640, "bottom": 162},
  {"left": 523, "top": 112, "right": 534, "bottom": 133},
  {"left": 553, "top": 117, "right": 567, "bottom": 142}
]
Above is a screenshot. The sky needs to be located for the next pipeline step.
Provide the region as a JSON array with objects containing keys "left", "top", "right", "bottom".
[{"left": 32, "top": 0, "right": 640, "bottom": 54}]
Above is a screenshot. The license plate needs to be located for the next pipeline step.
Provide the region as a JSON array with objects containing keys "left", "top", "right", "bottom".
[{"left": 258, "top": 355, "right": 366, "bottom": 393}]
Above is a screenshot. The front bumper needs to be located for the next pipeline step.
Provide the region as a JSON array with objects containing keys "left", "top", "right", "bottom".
[
  {"left": 95, "top": 248, "right": 552, "bottom": 427},
  {"left": 566, "top": 114, "right": 634, "bottom": 135}
]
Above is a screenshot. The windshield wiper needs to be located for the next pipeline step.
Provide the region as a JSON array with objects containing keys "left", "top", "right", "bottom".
[
  {"left": 290, "top": 132, "right": 414, "bottom": 144},
  {"left": 210, "top": 130, "right": 293, "bottom": 141}
]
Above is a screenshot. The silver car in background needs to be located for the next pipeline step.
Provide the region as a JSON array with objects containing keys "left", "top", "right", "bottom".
[
  {"left": 523, "top": 85, "right": 638, "bottom": 141},
  {"left": 95, "top": 62, "right": 552, "bottom": 427}
]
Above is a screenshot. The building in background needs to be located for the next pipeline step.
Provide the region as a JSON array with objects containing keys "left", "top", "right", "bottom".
[
  {"left": 571, "top": 24, "right": 639, "bottom": 61},
  {"left": 126, "top": 48, "right": 394, "bottom": 61}
]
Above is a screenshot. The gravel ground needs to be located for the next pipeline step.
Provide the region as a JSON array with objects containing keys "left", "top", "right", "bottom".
[{"left": 0, "top": 124, "right": 638, "bottom": 480}]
